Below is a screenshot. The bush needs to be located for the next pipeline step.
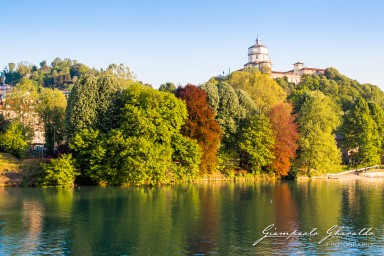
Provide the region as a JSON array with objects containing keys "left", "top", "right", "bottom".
[
  {"left": 39, "top": 154, "right": 78, "bottom": 187},
  {"left": 0, "top": 122, "right": 29, "bottom": 158}
]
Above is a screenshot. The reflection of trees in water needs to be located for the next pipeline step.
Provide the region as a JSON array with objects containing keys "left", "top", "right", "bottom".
[
  {"left": 185, "top": 183, "right": 220, "bottom": 255},
  {"left": 21, "top": 200, "right": 44, "bottom": 254},
  {"left": 340, "top": 180, "right": 384, "bottom": 232},
  {"left": 68, "top": 185, "right": 202, "bottom": 255},
  {"left": 1, "top": 181, "right": 384, "bottom": 255},
  {"left": 272, "top": 181, "right": 302, "bottom": 250},
  {"left": 274, "top": 182, "right": 298, "bottom": 231}
]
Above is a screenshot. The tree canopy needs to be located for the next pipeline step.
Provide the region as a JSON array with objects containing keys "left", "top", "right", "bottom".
[
  {"left": 341, "top": 98, "right": 381, "bottom": 165},
  {"left": 37, "top": 88, "right": 67, "bottom": 156},
  {"left": 70, "top": 84, "right": 201, "bottom": 185},
  {"left": 268, "top": 103, "right": 299, "bottom": 176},
  {"left": 226, "top": 69, "right": 286, "bottom": 113},
  {"left": 239, "top": 114, "right": 275, "bottom": 174},
  {"left": 176, "top": 84, "right": 222, "bottom": 174},
  {"left": 296, "top": 91, "right": 341, "bottom": 174}
]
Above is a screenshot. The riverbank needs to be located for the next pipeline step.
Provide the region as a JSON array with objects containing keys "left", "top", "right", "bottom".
[
  {"left": 3, "top": 152, "right": 383, "bottom": 187},
  {"left": 297, "top": 166, "right": 384, "bottom": 180},
  {"left": 0, "top": 153, "right": 44, "bottom": 187}
]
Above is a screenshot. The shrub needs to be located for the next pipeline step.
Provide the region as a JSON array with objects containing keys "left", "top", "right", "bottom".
[
  {"left": 39, "top": 154, "right": 78, "bottom": 187},
  {"left": 0, "top": 122, "right": 29, "bottom": 158}
]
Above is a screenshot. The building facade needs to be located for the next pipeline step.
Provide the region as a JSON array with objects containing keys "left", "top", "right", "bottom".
[{"left": 244, "top": 38, "right": 324, "bottom": 84}]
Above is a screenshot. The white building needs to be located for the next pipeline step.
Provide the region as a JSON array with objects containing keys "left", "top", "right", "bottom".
[
  {"left": 244, "top": 37, "right": 272, "bottom": 71},
  {"left": 244, "top": 37, "right": 324, "bottom": 84}
]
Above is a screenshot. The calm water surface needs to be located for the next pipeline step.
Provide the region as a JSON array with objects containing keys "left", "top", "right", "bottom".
[{"left": 0, "top": 180, "right": 384, "bottom": 255}]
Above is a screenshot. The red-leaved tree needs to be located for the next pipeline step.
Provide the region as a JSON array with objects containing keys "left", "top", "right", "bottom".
[
  {"left": 268, "top": 103, "right": 299, "bottom": 176},
  {"left": 176, "top": 84, "right": 222, "bottom": 174}
]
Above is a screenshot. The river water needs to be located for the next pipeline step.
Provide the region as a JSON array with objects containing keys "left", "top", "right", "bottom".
[{"left": 0, "top": 180, "right": 383, "bottom": 255}]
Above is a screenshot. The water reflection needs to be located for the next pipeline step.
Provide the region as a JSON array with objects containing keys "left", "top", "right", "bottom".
[
  {"left": 0, "top": 180, "right": 383, "bottom": 255},
  {"left": 21, "top": 200, "right": 44, "bottom": 254}
]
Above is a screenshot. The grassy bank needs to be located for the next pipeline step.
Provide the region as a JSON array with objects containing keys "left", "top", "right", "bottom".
[{"left": 0, "top": 153, "right": 44, "bottom": 187}]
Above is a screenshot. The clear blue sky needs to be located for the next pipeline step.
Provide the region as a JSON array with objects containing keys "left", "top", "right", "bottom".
[{"left": 2, "top": 0, "right": 384, "bottom": 89}]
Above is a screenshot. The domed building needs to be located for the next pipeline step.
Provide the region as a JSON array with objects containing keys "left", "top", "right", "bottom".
[
  {"left": 244, "top": 37, "right": 324, "bottom": 84},
  {"left": 244, "top": 37, "right": 272, "bottom": 70}
]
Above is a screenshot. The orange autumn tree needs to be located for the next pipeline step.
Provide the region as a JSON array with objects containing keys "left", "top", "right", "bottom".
[
  {"left": 268, "top": 103, "right": 299, "bottom": 176},
  {"left": 176, "top": 84, "right": 222, "bottom": 175}
]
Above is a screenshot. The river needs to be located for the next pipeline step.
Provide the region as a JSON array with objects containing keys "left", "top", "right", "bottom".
[{"left": 0, "top": 180, "right": 383, "bottom": 255}]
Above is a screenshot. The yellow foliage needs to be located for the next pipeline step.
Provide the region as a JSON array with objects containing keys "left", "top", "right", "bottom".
[{"left": 227, "top": 69, "right": 286, "bottom": 113}]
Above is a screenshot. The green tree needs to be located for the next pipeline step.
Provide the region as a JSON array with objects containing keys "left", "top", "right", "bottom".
[
  {"left": 226, "top": 69, "right": 286, "bottom": 113},
  {"left": 3, "top": 63, "right": 21, "bottom": 85},
  {"left": 159, "top": 82, "right": 177, "bottom": 94},
  {"left": 70, "top": 85, "right": 200, "bottom": 185},
  {"left": 171, "top": 134, "right": 202, "bottom": 180},
  {"left": 64, "top": 74, "right": 99, "bottom": 136},
  {"left": 341, "top": 98, "right": 381, "bottom": 165},
  {"left": 39, "top": 154, "right": 78, "bottom": 187},
  {"left": 236, "top": 89, "right": 257, "bottom": 118},
  {"left": 239, "top": 114, "right": 275, "bottom": 174},
  {"left": 8, "top": 63, "right": 16, "bottom": 73},
  {"left": 65, "top": 73, "right": 133, "bottom": 136},
  {"left": 369, "top": 102, "right": 384, "bottom": 155},
  {"left": 275, "top": 77, "right": 295, "bottom": 96},
  {"left": 5, "top": 78, "right": 39, "bottom": 126},
  {"left": 201, "top": 83, "right": 257, "bottom": 172},
  {"left": 0, "top": 122, "right": 30, "bottom": 158},
  {"left": 106, "top": 63, "right": 135, "bottom": 80},
  {"left": 201, "top": 81, "right": 220, "bottom": 114},
  {"left": 37, "top": 88, "right": 67, "bottom": 156},
  {"left": 215, "top": 82, "right": 242, "bottom": 146},
  {"left": 297, "top": 91, "right": 341, "bottom": 174},
  {"left": 16, "top": 62, "right": 32, "bottom": 77}
]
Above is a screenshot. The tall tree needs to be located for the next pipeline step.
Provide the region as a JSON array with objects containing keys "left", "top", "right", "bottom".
[
  {"left": 297, "top": 91, "right": 341, "bottom": 174},
  {"left": 65, "top": 73, "right": 131, "bottom": 136},
  {"left": 37, "top": 88, "right": 67, "bottom": 156},
  {"left": 215, "top": 82, "right": 242, "bottom": 147},
  {"left": 5, "top": 78, "right": 39, "bottom": 127},
  {"left": 268, "top": 103, "right": 299, "bottom": 176},
  {"left": 369, "top": 102, "right": 384, "bottom": 155},
  {"left": 176, "top": 84, "right": 222, "bottom": 174},
  {"left": 239, "top": 114, "right": 275, "bottom": 174},
  {"left": 64, "top": 74, "right": 99, "bottom": 136},
  {"left": 341, "top": 98, "right": 381, "bottom": 165},
  {"left": 201, "top": 81, "right": 220, "bottom": 114},
  {"left": 201, "top": 83, "right": 257, "bottom": 172}
]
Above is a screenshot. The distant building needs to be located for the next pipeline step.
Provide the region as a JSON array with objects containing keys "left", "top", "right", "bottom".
[
  {"left": 244, "top": 37, "right": 324, "bottom": 84},
  {"left": 244, "top": 37, "right": 272, "bottom": 71}
]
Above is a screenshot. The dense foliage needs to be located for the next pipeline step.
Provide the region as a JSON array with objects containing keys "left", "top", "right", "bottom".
[
  {"left": 282, "top": 67, "right": 384, "bottom": 168},
  {"left": 70, "top": 84, "right": 201, "bottom": 185},
  {"left": 4, "top": 79, "right": 39, "bottom": 126},
  {"left": 341, "top": 98, "right": 381, "bottom": 165},
  {"left": 239, "top": 114, "right": 275, "bottom": 173},
  {"left": 296, "top": 91, "right": 341, "bottom": 175},
  {"left": 0, "top": 122, "right": 31, "bottom": 158},
  {"left": 2, "top": 58, "right": 90, "bottom": 90},
  {"left": 37, "top": 88, "right": 67, "bottom": 156},
  {"left": 227, "top": 69, "right": 286, "bottom": 113},
  {"left": 39, "top": 153, "right": 78, "bottom": 187},
  {"left": 176, "top": 85, "right": 221, "bottom": 175},
  {"left": 3, "top": 57, "right": 384, "bottom": 183},
  {"left": 268, "top": 103, "right": 299, "bottom": 176}
]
